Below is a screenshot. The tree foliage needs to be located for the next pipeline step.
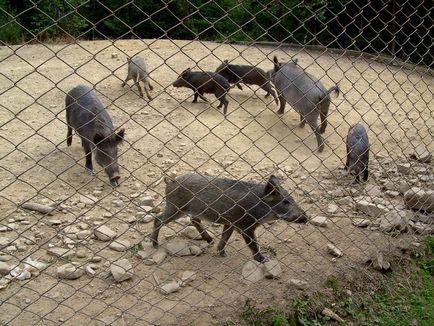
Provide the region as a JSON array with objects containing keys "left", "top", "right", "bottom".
[{"left": 0, "top": 0, "right": 431, "bottom": 66}]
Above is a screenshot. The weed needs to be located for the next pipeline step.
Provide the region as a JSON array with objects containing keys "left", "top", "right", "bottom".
[{"left": 129, "top": 242, "right": 144, "bottom": 255}]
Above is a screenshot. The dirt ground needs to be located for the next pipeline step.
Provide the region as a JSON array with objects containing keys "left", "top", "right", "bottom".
[{"left": 0, "top": 39, "right": 433, "bottom": 325}]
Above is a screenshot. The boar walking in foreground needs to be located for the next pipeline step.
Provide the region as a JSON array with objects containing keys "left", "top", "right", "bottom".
[
  {"left": 173, "top": 68, "right": 230, "bottom": 115},
  {"left": 215, "top": 60, "right": 279, "bottom": 105},
  {"left": 345, "top": 122, "right": 369, "bottom": 183},
  {"left": 269, "top": 56, "right": 339, "bottom": 152},
  {"left": 122, "top": 56, "right": 153, "bottom": 100},
  {"left": 151, "top": 173, "right": 308, "bottom": 262},
  {"left": 66, "top": 85, "right": 125, "bottom": 187}
]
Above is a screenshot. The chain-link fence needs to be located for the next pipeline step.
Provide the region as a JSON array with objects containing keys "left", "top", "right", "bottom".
[{"left": 0, "top": 1, "right": 433, "bottom": 325}]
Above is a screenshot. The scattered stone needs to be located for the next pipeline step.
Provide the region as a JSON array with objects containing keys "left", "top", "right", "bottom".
[
  {"left": 23, "top": 257, "right": 46, "bottom": 275},
  {"left": 322, "top": 308, "right": 345, "bottom": 323},
  {"left": 410, "top": 146, "right": 432, "bottom": 163},
  {"left": 327, "top": 204, "right": 339, "bottom": 214},
  {"left": 85, "top": 265, "right": 96, "bottom": 277},
  {"left": 288, "top": 279, "right": 308, "bottom": 290},
  {"left": 165, "top": 241, "right": 192, "bottom": 256},
  {"left": 64, "top": 225, "right": 80, "bottom": 234},
  {"left": 263, "top": 260, "right": 282, "bottom": 279},
  {"left": 352, "top": 218, "right": 370, "bottom": 228},
  {"left": 404, "top": 188, "right": 434, "bottom": 213},
  {"left": 47, "top": 247, "right": 75, "bottom": 258},
  {"left": 94, "top": 225, "right": 117, "bottom": 241},
  {"left": 80, "top": 194, "right": 97, "bottom": 205},
  {"left": 310, "top": 216, "right": 328, "bottom": 227},
  {"left": 57, "top": 263, "right": 85, "bottom": 280},
  {"left": 327, "top": 244, "right": 343, "bottom": 257},
  {"left": 16, "top": 270, "right": 31, "bottom": 281},
  {"left": 77, "top": 230, "right": 92, "bottom": 240},
  {"left": 368, "top": 253, "right": 391, "bottom": 272},
  {"left": 109, "top": 240, "right": 131, "bottom": 252},
  {"left": 397, "top": 163, "right": 411, "bottom": 174},
  {"left": 112, "top": 199, "right": 123, "bottom": 207},
  {"left": 189, "top": 245, "right": 202, "bottom": 256},
  {"left": 138, "top": 196, "right": 154, "bottom": 207},
  {"left": 152, "top": 249, "right": 167, "bottom": 265},
  {"left": 159, "top": 281, "right": 181, "bottom": 294},
  {"left": 140, "top": 206, "right": 153, "bottom": 213},
  {"left": 126, "top": 216, "right": 136, "bottom": 224},
  {"left": 89, "top": 256, "right": 103, "bottom": 263},
  {"left": 0, "top": 254, "right": 11, "bottom": 262},
  {"left": 180, "top": 271, "right": 196, "bottom": 286},
  {"left": 0, "top": 262, "right": 10, "bottom": 275},
  {"left": 139, "top": 214, "right": 154, "bottom": 223},
  {"left": 365, "top": 185, "right": 383, "bottom": 198},
  {"left": 337, "top": 197, "right": 352, "bottom": 206},
  {"left": 110, "top": 259, "right": 133, "bottom": 282},
  {"left": 356, "top": 200, "right": 388, "bottom": 217},
  {"left": 76, "top": 249, "right": 87, "bottom": 258},
  {"left": 0, "top": 237, "right": 12, "bottom": 249},
  {"left": 241, "top": 260, "right": 265, "bottom": 284},
  {"left": 379, "top": 210, "right": 409, "bottom": 233},
  {"left": 411, "top": 222, "right": 434, "bottom": 235},
  {"left": 180, "top": 226, "right": 202, "bottom": 240}
]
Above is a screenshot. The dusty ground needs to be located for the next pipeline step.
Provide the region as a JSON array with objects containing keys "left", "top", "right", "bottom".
[{"left": 0, "top": 39, "right": 433, "bottom": 325}]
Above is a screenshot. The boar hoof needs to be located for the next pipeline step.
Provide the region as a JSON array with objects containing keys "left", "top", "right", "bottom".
[
  {"left": 254, "top": 254, "right": 268, "bottom": 263},
  {"left": 218, "top": 250, "right": 227, "bottom": 257},
  {"left": 276, "top": 109, "right": 284, "bottom": 116},
  {"left": 85, "top": 167, "right": 94, "bottom": 175}
]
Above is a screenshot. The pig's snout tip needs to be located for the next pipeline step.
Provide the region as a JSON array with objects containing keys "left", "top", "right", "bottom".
[{"left": 110, "top": 175, "right": 120, "bottom": 187}]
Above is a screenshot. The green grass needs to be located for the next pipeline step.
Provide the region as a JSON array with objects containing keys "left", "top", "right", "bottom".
[{"left": 223, "top": 236, "right": 434, "bottom": 326}]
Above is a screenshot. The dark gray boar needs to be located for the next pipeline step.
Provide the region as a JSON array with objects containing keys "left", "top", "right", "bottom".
[
  {"left": 345, "top": 122, "right": 369, "bottom": 183},
  {"left": 215, "top": 60, "right": 278, "bottom": 105},
  {"left": 122, "top": 56, "right": 153, "bottom": 100},
  {"left": 269, "top": 56, "right": 339, "bottom": 152},
  {"left": 151, "top": 173, "right": 308, "bottom": 262},
  {"left": 173, "top": 68, "right": 230, "bottom": 115},
  {"left": 66, "top": 85, "right": 125, "bottom": 187}
]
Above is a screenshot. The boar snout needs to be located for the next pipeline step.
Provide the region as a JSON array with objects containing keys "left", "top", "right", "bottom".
[
  {"left": 105, "top": 166, "right": 120, "bottom": 187},
  {"left": 110, "top": 174, "right": 120, "bottom": 187}
]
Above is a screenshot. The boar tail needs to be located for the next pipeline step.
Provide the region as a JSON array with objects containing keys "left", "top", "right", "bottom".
[{"left": 325, "top": 85, "right": 340, "bottom": 98}]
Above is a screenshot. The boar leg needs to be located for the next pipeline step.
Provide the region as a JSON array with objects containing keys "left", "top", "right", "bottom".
[
  {"left": 217, "top": 224, "right": 234, "bottom": 257},
  {"left": 363, "top": 167, "right": 369, "bottom": 181},
  {"left": 67, "top": 126, "right": 73, "bottom": 146},
  {"left": 235, "top": 83, "right": 243, "bottom": 90},
  {"left": 135, "top": 82, "right": 144, "bottom": 97},
  {"left": 151, "top": 204, "right": 182, "bottom": 247},
  {"left": 191, "top": 218, "right": 214, "bottom": 244},
  {"left": 81, "top": 139, "right": 93, "bottom": 173},
  {"left": 277, "top": 94, "right": 286, "bottom": 115},
  {"left": 307, "top": 118, "right": 324, "bottom": 152},
  {"left": 262, "top": 83, "right": 279, "bottom": 105},
  {"left": 240, "top": 228, "right": 266, "bottom": 262},
  {"left": 198, "top": 90, "right": 208, "bottom": 102},
  {"left": 299, "top": 115, "right": 306, "bottom": 128},
  {"left": 193, "top": 92, "right": 199, "bottom": 103},
  {"left": 143, "top": 81, "right": 152, "bottom": 100},
  {"left": 122, "top": 73, "right": 132, "bottom": 87}
]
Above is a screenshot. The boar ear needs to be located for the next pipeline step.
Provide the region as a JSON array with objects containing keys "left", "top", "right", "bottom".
[
  {"left": 94, "top": 133, "right": 105, "bottom": 144},
  {"left": 263, "top": 175, "right": 282, "bottom": 199},
  {"left": 115, "top": 128, "right": 125, "bottom": 143}
]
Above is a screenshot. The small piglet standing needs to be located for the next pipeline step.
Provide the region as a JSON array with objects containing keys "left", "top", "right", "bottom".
[
  {"left": 66, "top": 85, "right": 125, "bottom": 187},
  {"left": 151, "top": 173, "right": 308, "bottom": 262},
  {"left": 345, "top": 122, "right": 369, "bottom": 183}
]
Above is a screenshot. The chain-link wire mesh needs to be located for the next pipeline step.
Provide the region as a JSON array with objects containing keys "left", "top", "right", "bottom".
[{"left": 0, "top": 0, "right": 433, "bottom": 325}]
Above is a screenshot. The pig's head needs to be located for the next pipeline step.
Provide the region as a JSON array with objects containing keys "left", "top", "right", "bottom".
[
  {"left": 262, "top": 175, "right": 308, "bottom": 223},
  {"left": 215, "top": 60, "right": 229, "bottom": 74},
  {"left": 94, "top": 128, "right": 125, "bottom": 187},
  {"left": 173, "top": 68, "right": 192, "bottom": 88}
]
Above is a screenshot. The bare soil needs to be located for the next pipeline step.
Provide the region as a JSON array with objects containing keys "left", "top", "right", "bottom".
[{"left": 0, "top": 39, "right": 433, "bottom": 325}]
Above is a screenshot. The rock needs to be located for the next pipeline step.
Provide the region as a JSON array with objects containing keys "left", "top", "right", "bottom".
[
  {"left": 0, "top": 262, "right": 10, "bottom": 275},
  {"left": 47, "top": 247, "right": 75, "bottom": 258},
  {"left": 138, "top": 196, "right": 154, "bottom": 207},
  {"left": 152, "top": 249, "right": 167, "bottom": 264},
  {"left": 57, "top": 263, "right": 85, "bottom": 280},
  {"left": 110, "top": 259, "right": 133, "bottom": 282},
  {"left": 327, "top": 244, "right": 343, "bottom": 257},
  {"left": 139, "top": 215, "right": 154, "bottom": 223},
  {"left": 140, "top": 206, "right": 153, "bottom": 213},
  {"left": 159, "top": 281, "right": 181, "bottom": 294},
  {"left": 180, "top": 226, "right": 202, "bottom": 240},
  {"left": 288, "top": 279, "right": 308, "bottom": 290},
  {"left": 0, "top": 237, "right": 12, "bottom": 249},
  {"left": 180, "top": 271, "right": 196, "bottom": 286},
  {"left": 337, "top": 197, "right": 352, "bottom": 206},
  {"left": 0, "top": 254, "right": 11, "bottom": 262},
  {"left": 263, "top": 260, "right": 282, "bottom": 279},
  {"left": 165, "top": 241, "right": 192, "bottom": 256},
  {"left": 322, "top": 308, "right": 345, "bottom": 323},
  {"left": 241, "top": 260, "right": 265, "bottom": 284},
  {"left": 411, "top": 222, "right": 434, "bottom": 235},
  {"left": 397, "top": 163, "right": 411, "bottom": 174},
  {"left": 404, "top": 188, "right": 434, "bottom": 213},
  {"left": 64, "top": 225, "right": 80, "bottom": 234},
  {"left": 47, "top": 219, "right": 62, "bottom": 226},
  {"left": 365, "top": 185, "right": 382, "bottom": 198},
  {"left": 352, "top": 218, "right": 370, "bottom": 227},
  {"left": 77, "top": 230, "right": 92, "bottom": 240},
  {"left": 23, "top": 257, "right": 45, "bottom": 275},
  {"left": 109, "top": 240, "right": 131, "bottom": 252},
  {"left": 310, "top": 216, "right": 328, "bottom": 227},
  {"left": 397, "top": 182, "right": 411, "bottom": 195},
  {"left": 379, "top": 210, "right": 409, "bottom": 233},
  {"left": 94, "top": 225, "right": 117, "bottom": 241},
  {"left": 327, "top": 204, "right": 339, "bottom": 214},
  {"left": 16, "top": 270, "right": 32, "bottom": 281},
  {"left": 85, "top": 265, "right": 96, "bottom": 277},
  {"left": 356, "top": 200, "right": 388, "bottom": 217},
  {"left": 189, "top": 245, "right": 202, "bottom": 256},
  {"left": 80, "top": 194, "right": 97, "bottom": 205},
  {"left": 368, "top": 254, "right": 391, "bottom": 272},
  {"left": 410, "top": 146, "right": 432, "bottom": 163},
  {"left": 89, "top": 256, "right": 102, "bottom": 263},
  {"left": 76, "top": 249, "right": 87, "bottom": 258}
]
